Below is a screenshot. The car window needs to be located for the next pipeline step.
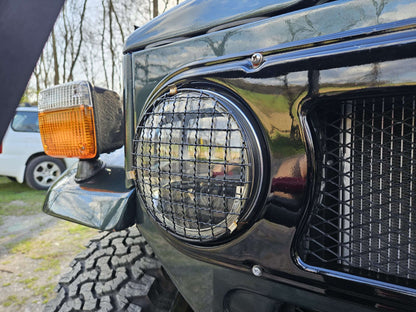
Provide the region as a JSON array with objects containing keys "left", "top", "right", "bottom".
[{"left": 11, "top": 111, "right": 39, "bottom": 132}]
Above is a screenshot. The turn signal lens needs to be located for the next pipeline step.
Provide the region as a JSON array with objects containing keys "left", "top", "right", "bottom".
[
  {"left": 38, "top": 106, "right": 97, "bottom": 158},
  {"left": 38, "top": 81, "right": 97, "bottom": 159}
]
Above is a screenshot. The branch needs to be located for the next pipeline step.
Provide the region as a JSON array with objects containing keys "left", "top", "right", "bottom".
[
  {"left": 109, "top": 1, "right": 125, "bottom": 43},
  {"left": 101, "top": 0, "right": 109, "bottom": 88},
  {"left": 67, "top": 0, "right": 88, "bottom": 81}
]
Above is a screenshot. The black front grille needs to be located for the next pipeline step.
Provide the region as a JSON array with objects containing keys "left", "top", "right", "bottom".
[{"left": 301, "top": 91, "right": 416, "bottom": 285}]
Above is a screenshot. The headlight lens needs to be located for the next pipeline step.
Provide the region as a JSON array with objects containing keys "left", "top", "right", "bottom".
[{"left": 133, "top": 89, "right": 262, "bottom": 242}]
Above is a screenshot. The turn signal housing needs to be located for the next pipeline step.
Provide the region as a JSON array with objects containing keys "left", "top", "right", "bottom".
[{"left": 38, "top": 81, "right": 123, "bottom": 159}]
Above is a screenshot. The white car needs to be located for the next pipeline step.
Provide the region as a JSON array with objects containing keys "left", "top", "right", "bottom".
[{"left": 0, "top": 106, "right": 76, "bottom": 190}]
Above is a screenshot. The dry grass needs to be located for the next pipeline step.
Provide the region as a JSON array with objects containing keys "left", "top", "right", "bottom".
[
  {"left": 0, "top": 176, "right": 99, "bottom": 311},
  {"left": 0, "top": 221, "right": 99, "bottom": 310}
]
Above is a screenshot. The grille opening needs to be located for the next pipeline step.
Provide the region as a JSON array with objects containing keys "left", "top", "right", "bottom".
[
  {"left": 133, "top": 89, "right": 259, "bottom": 242},
  {"left": 301, "top": 91, "right": 416, "bottom": 287}
]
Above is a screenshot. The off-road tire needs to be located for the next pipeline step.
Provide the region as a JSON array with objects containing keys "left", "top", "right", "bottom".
[{"left": 44, "top": 228, "right": 178, "bottom": 312}]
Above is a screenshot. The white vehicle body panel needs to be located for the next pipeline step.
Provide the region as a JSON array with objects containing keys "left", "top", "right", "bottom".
[
  {"left": 0, "top": 107, "right": 76, "bottom": 183},
  {"left": 0, "top": 125, "right": 44, "bottom": 182}
]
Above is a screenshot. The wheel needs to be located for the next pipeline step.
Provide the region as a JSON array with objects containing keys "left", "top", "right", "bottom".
[
  {"left": 25, "top": 155, "right": 66, "bottom": 190},
  {"left": 44, "top": 228, "right": 180, "bottom": 312}
]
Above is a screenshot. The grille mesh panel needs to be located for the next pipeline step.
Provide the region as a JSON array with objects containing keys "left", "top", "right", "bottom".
[
  {"left": 133, "top": 90, "right": 253, "bottom": 242},
  {"left": 301, "top": 92, "right": 416, "bottom": 284}
]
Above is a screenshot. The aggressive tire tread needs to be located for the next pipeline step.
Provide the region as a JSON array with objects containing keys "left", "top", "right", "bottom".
[{"left": 45, "top": 228, "right": 177, "bottom": 312}]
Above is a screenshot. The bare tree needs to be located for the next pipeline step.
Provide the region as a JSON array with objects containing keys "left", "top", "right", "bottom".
[
  {"left": 100, "top": 0, "right": 110, "bottom": 88},
  {"left": 51, "top": 29, "right": 60, "bottom": 85},
  {"left": 67, "top": 0, "right": 88, "bottom": 81},
  {"left": 109, "top": 0, "right": 125, "bottom": 43},
  {"left": 109, "top": 0, "right": 116, "bottom": 89},
  {"left": 153, "top": 0, "right": 172, "bottom": 17},
  {"left": 24, "top": 0, "right": 184, "bottom": 102},
  {"left": 153, "top": 0, "right": 159, "bottom": 18},
  {"left": 32, "top": 58, "right": 42, "bottom": 103}
]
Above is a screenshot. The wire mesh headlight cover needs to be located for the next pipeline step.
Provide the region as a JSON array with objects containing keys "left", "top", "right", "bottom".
[{"left": 133, "top": 89, "right": 263, "bottom": 243}]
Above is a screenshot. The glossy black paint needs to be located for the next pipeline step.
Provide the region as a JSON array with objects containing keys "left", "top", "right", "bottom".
[
  {"left": 124, "top": 0, "right": 326, "bottom": 52},
  {"left": 123, "top": 1, "right": 416, "bottom": 311},
  {"left": 125, "top": 0, "right": 416, "bottom": 173},
  {"left": 43, "top": 149, "right": 136, "bottom": 231},
  {"left": 136, "top": 211, "right": 377, "bottom": 312}
]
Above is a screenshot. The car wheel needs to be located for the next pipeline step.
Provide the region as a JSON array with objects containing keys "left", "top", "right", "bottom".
[
  {"left": 25, "top": 155, "right": 66, "bottom": 190},
  {"left": 44, "top": 228, "right": 181, "bottom": 312}
]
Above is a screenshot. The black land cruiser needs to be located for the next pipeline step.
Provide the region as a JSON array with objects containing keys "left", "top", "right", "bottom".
[{"left": 37, "top": 0, "right": 416, "bottom": 311}]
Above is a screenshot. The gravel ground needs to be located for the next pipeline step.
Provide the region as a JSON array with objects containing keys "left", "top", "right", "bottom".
[
  {"left": 0, "top": 214, "right": 99, "bottom": 311},
  {"left": 0, "top": 213, "right": 57, "bottom": 257}
]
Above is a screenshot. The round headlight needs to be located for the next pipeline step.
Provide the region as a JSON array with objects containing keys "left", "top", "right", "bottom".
[{"left": 133, "top": 89, "right": 262, "bottom": 242}]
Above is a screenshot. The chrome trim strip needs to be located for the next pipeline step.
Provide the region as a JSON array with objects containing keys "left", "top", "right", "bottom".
[{"left": 296, "top": 257, "right": 416, "bottom": 297}]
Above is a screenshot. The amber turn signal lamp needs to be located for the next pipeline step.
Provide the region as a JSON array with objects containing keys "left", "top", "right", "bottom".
[
  {"left": 39, "top": 105, "right": 97, "bottom": 159},
  {"left": 38, "top": 81, "right": 98, "bottom": 159},
  {"left": 39, "top": 81, "right": 123, "bottom": 165}
]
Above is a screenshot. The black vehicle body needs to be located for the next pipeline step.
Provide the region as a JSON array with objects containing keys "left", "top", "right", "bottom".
[{"left": 44, "top": 0, "right": 416, "bottom": 311}]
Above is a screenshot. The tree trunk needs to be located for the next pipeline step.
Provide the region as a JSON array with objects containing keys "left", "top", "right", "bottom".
[
  {"left": 109, "top": 0, "right": 115, "bottom": 89},
  {"left": 101, "top": 0, "right": 109, "bottom": 88},
  {"left": 67, "top": 0, "right": 88, "bottom": 81},
  {"left": 52, "top": 30, "right": 59, "bottom": 85},
  {"left": 153, "top": 0, "right": 158, "bottom": 18}
]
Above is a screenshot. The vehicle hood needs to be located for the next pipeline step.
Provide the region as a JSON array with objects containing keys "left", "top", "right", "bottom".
[{"left": 124, "top": 0, "right": 326, "bottom": 52}]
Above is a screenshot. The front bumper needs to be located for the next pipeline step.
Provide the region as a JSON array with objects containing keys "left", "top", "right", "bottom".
[
  {"left": 136, "top": 215, "right": 378, "bottom": 312},
  {"left": 43, "top": 149, "right": 136, "bottom": 231}
]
